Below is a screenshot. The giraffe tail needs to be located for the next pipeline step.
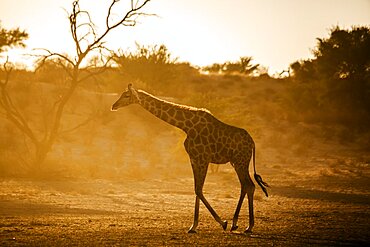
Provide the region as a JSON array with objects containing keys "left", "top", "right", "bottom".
[{"left": 252, "top": 146, "right": 269, "bottom": 197}]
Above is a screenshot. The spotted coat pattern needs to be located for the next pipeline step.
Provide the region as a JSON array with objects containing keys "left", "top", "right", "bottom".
[{"left": 112, "top": 85, "right": 268, "bottom": 233}]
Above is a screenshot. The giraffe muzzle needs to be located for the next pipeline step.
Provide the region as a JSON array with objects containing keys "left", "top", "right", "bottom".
[{"left": 111, "top": 104, "right": 118, "bottom": 111}]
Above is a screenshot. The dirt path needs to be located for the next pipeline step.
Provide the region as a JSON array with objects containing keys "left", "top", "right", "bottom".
[{"left": 0, "top": 173, "right": 369, "bottom": 246}]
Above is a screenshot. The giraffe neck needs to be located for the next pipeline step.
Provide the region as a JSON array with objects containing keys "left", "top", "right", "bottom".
[{"left": 137, "top": 90, "right": 198, "bottom": 133}]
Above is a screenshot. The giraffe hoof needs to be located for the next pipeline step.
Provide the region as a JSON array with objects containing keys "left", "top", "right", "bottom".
[
  {"left": 231, "top": 225, "right": 238, "bottom": 231},
  {"left": 221, "top": 220, "right": 228, "bottom": 231},
  {"left": 244, "top": 228, "right": 253, "bottom": 234},
  {"left": 188, "top": 229, "right": 197, "bottom": 234}
]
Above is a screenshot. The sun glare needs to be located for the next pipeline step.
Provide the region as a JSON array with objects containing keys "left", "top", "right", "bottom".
[
  {"left": 1, "top": 49, "right": 34, "bottom": 70},
  {"left": 0, "top": 1, "right": 369, "bottom": 245},
  {"left": 1, "top": 0, "right": 369, "bottom": 72}
]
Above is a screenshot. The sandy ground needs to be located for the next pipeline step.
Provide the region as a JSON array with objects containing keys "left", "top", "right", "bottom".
[
  {"left": 1, "top": 67, "right": 369, "bottom": 246},
  {"left": 1, "top": 153, "right": 369, "bottom": 247},
  {"left": 1, "top": 102, "right": 370, "bottom": 245}
]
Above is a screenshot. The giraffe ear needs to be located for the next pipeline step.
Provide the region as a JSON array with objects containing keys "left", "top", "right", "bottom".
[{"left": 128, "top": 83, "right": 140, "bottom": 102}]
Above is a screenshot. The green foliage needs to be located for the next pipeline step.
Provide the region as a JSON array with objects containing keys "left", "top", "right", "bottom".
[
  {"left": 289, "top": 26, "right": 370, "bottom": 129},
  {"left": 0, "top": 23, "right": 28, "bottom": 52}
]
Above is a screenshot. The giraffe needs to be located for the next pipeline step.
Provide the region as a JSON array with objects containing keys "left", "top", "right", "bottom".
[{"left": 111, "top": 84, "right": 269, "bottom": 233}]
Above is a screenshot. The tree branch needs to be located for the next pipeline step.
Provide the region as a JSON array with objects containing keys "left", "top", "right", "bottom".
[
  {"left": 0, "top": 67, "right": 39, "bottom": 146},
  {"left": 93, "top": 0, "right": 152, "bottom": 51},
  {"left": 60, "top": 114, "right": 95, "bottom": 134},
  {"left": 33, "top": 48, "right": 75, "bottom": 67}
]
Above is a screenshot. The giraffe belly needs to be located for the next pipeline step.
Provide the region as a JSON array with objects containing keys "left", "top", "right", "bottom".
[
  {"left": 184, "top": 136, "right": 234, "bottom": 164},
  {"left": 209, "top": 144, "right": 233, "bottom": 164},
  {"left": 210, "top": 155, "right": 230, "bottom": 164},
  {"left": 184, "top": 123, "right": 251, "bottom": 164}
]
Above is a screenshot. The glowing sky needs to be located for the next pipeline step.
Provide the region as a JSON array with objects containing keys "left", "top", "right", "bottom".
[{"left": 0, "top": 0, "right": 369, "bottom": 73}]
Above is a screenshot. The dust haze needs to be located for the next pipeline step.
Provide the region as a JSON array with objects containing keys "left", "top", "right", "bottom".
[
  {"left": 0, "top": 4, "right": 369, "bottom": 246},
  {"left": 1, "top": 66, "right": 369, "bottom": 245}
]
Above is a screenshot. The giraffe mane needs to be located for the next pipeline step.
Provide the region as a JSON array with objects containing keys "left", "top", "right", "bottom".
[{"left": 137, "top": 90, "right": 212, "bottom": 114}]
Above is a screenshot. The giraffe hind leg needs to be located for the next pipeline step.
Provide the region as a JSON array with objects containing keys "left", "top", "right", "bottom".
[
  {"left": 188, "top": 196, "right": 200, "bottom": 233},
  {"left": 232, "top": 164, "right": 255, "bottom": 233}
]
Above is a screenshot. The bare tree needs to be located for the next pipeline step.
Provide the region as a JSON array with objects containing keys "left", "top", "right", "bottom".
[{"left": 0, "top": 0, "right": 152, "bottom": 173}]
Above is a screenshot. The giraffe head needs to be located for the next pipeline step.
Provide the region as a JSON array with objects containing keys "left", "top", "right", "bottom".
[{"left": 111, "top": 83, "right": 140, "bottom": 111}]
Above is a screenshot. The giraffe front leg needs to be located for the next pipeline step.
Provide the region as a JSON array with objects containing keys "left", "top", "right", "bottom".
[
  {"left": 190, "top": 160, "right": 227, "bottom": 231},
  {"left": 196, "top": 191, "right": 228, "bottom": 231},
  {"left": 188, "top": 196, "right": 200, "bottom": 233}
]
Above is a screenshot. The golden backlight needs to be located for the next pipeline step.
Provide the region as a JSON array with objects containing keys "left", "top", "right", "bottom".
[
  {"left": 0, "top": 0, "right": 369, "bottom": 245},
  {"left": 1, "top": 0, "right": 369, "bottom": 72}
]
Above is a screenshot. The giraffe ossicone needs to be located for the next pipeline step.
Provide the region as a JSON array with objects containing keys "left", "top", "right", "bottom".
[
  {"left": 112, "top": 83, "right": 269, "bottom": 233},
  {"left": 127, "top": 83, "right": 140, "bottom": 103}
]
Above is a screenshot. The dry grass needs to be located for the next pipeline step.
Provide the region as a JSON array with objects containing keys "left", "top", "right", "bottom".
[{"left": 0, "top": 75, "right": 369, "bottom": 245}]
